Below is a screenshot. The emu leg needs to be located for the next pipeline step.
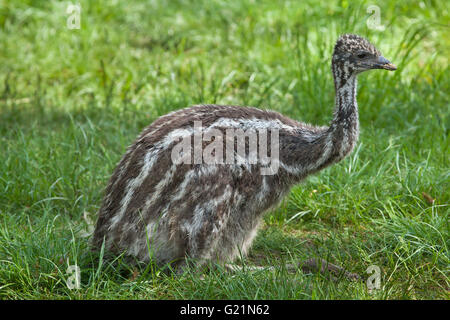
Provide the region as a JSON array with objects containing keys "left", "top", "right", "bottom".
[
  {"left": 293, "top": 258, "right": 360, "bottom": 281},
  {"left": 225, "top": 258, "right": 360, "bottom": 281}
]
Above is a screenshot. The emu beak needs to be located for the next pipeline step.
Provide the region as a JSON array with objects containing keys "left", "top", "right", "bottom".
[{"left": 375, "top": 56, "right": 397, "bottom": 71}]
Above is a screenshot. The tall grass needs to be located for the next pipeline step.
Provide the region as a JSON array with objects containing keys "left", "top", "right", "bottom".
[{"left": 0, "top": 0, "right": 448, "bottom": 299}]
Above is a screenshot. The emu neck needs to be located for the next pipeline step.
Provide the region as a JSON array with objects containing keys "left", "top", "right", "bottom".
[
  {"left": 326, "top": 66, "right": 359, "bottom": 165},
  {"left": 278, "top": 64, "right": 360, "bottom": 182},
  {"left": 293, "top": 67, "right": 359, "bottom": 177}
]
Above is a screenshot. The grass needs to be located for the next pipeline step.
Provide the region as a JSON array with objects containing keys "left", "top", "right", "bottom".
[{"left": 0, "top": 0, "right": 448, "bottom": 299}]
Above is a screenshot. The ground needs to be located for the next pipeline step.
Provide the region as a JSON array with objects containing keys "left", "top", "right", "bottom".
[{"left": 0, "top": 0, "right": 448, "bottom": 299}]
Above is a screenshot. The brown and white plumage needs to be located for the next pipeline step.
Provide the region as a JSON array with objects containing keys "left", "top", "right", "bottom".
[{"left": 92, "top": 34, "right": 396, "bottom": 275}]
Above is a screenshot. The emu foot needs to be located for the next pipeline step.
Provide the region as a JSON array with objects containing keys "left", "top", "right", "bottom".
[{"left": 294, "top": 258, "right": 360, "bottom": 281}]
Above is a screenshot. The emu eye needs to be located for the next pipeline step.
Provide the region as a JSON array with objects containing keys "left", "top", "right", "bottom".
[{"left": 357, "top": 52, "right": 369, "bottom": 59}]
